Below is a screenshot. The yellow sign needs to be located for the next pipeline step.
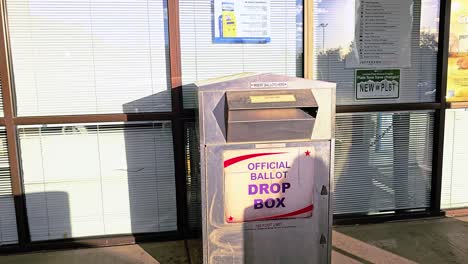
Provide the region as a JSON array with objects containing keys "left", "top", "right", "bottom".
[
  {"left": 250, "top": 95, "right": 296, "bottom": 104},
  {"left": 447, "top": 0, "right": 468, "bottom": 102},
  {"left": 221, "top": 3, "right": 237, "bottom": 37}
]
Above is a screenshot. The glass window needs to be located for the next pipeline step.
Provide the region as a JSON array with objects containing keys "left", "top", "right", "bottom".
[
  {"left": 0, "top": 127, "right": 17, "bottom": 244},
  {"left": 313, "top": 0, "right": 440, "bottom": 105},
  {"left": 334, "top": 111, "right": 434, "bottom": 214},
  {"left": 180, "top": 0, "right": 304, "bottom": 108},
  {"left": 18, "top": 122, "right": 176, "bottom": 241},
  {"left": 7, "top": 0, "right": 171, "bottom": 116}
]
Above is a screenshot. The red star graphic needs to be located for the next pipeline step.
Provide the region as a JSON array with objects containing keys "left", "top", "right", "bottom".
[
  {"left": 228, "top": 216, "right": 233, "bottom": 222},
  {"left": 305, "top": 150, "right": 311, "bottom": 156}
]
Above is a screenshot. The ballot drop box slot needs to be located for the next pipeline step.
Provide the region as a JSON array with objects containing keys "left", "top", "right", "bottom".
[{"left": 198, "top": 73, "right": 335, "bottom": 264}]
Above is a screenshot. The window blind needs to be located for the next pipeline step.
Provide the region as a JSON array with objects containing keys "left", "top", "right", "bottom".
[
  {"left": 442, "top": 109, "right": 468, "bottom": 209},
  {"left": 179, "top": 0, "right": 304, "bottom": 108},
  {"left": 7, "top": 0, "right": 171, "bottom": 116},
  {"left": 313, "top": 0, "right": 440, "bottom": 105},
  {"left": 19, "top": 122, "right": 176, "bottom": 241},
  {"left": 334, "top": 111, "right": 434, "bottom": 214},
  {"left": 0, "top": 127, "right": 18, "bottom": 245},
  {"left": 185, "top": 121, "right": 201, "bottom": 234}
]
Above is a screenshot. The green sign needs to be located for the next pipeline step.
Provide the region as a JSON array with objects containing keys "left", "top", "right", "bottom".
[{"left": 355, "top": 69, "right": 400, "bottom": 100}]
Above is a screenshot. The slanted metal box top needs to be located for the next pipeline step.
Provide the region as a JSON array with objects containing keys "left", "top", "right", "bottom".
[
  {"left": 197, "top": 73, "right": 336, "bottom": 145},
  {"left": 225, "top": 89, "right": 318, "bottom": 143}
]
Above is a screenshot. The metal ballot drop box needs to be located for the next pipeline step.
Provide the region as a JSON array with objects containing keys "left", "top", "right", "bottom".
[{"left": 197, "top": 73, "right": 335, "bottom": 264}]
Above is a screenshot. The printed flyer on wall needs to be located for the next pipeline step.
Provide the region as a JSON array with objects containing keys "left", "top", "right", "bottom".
[
  {"left": 447, "top": 0, "right": 468, "bottom": 102},
  {"left": 346, "top": 0, "right": 413, "bottom": 68},
  {"left": 213, "top": 0, "right": 271, "bottom": 44}
]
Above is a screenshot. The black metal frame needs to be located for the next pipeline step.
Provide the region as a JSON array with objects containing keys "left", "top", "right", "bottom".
[
  {"left": 430, "top": 0, "right": 451, "bottom": 213},
  {"left": 0, "top": 231, "right": 180, "bottom": 254},
  {"left": 333, "top": 210, "right": 446, "bottom": 226}
]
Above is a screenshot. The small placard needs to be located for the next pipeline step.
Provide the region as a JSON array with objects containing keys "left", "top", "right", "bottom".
[
  {"left": 250, "top": 82, "right": 288, "bottom": 89},
  {"left": 355, "top": 69, "right": 400, "bottom": 100},
  {"left": 255, "top": 143, "right": 287, "bottom": 149},
  {"left": 250, "top": 94, "right": 296, "bottom": 104}
]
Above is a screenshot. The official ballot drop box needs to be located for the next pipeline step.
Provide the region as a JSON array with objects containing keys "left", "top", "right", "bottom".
[{"left": 197, "top": 73, "right": 335, "bottom": 264}]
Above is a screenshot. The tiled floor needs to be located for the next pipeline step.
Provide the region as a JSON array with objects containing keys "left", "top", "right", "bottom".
[
  {"left": 0, "top": 244, "right": 160, "bottom": 264},
  {"left": 2, "top": 216, "right": 468, "bottom": 264},
  {"left": 333, "top": 216, "right": 468, "bottom": 264}
]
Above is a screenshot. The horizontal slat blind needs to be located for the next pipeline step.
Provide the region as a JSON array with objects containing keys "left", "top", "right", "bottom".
[
  {"left": 442, "top": 109, "right": 468, "bottom": 209},
  {"left": 0, "top": 127, "right": 18, "bottom": 245},
  {"left": 7, "top": 0, "right": 171, "bottom": 116},
  {"left": 19, "top": 122, "right": 176, "bottom": 241},
  {"left": 179, "top": 0, "right": 303, "bottom": 108},
  {"left": 185, "top": 121, "right": 201, "bottom": 233},
  {"left": 313, "top": 0, "right": 440, "bottom": 105},
  {"left": 334, "top": 111, "right": 434, "bottom": 214},
  {"left": 0, "top": 129, "right": 11, "bottom": 196}
]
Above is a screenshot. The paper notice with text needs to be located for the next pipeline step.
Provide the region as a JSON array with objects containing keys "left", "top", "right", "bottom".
[{"left": 346, "top": 0, "right": 413, "bottom": 68}]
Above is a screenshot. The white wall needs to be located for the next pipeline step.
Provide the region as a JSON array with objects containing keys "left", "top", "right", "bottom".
[{"left": 442, "top": 109, "right": 468, "bottom": 209}]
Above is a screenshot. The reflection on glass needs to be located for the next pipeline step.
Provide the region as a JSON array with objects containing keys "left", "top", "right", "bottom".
[
  {"left": 334, "top": 111, "right": 434, "bottom": 214},
  {"left": 313, "top": 0, "right": 440, "bottom": 105}
]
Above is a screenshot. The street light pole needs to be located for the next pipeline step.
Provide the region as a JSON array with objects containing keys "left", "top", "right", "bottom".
[
  {"left": 318, "top": 23, "right": 329, "bottom": 79},
  {"left": 319, "top": 23, "right": 328, "bottom": 52}
]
